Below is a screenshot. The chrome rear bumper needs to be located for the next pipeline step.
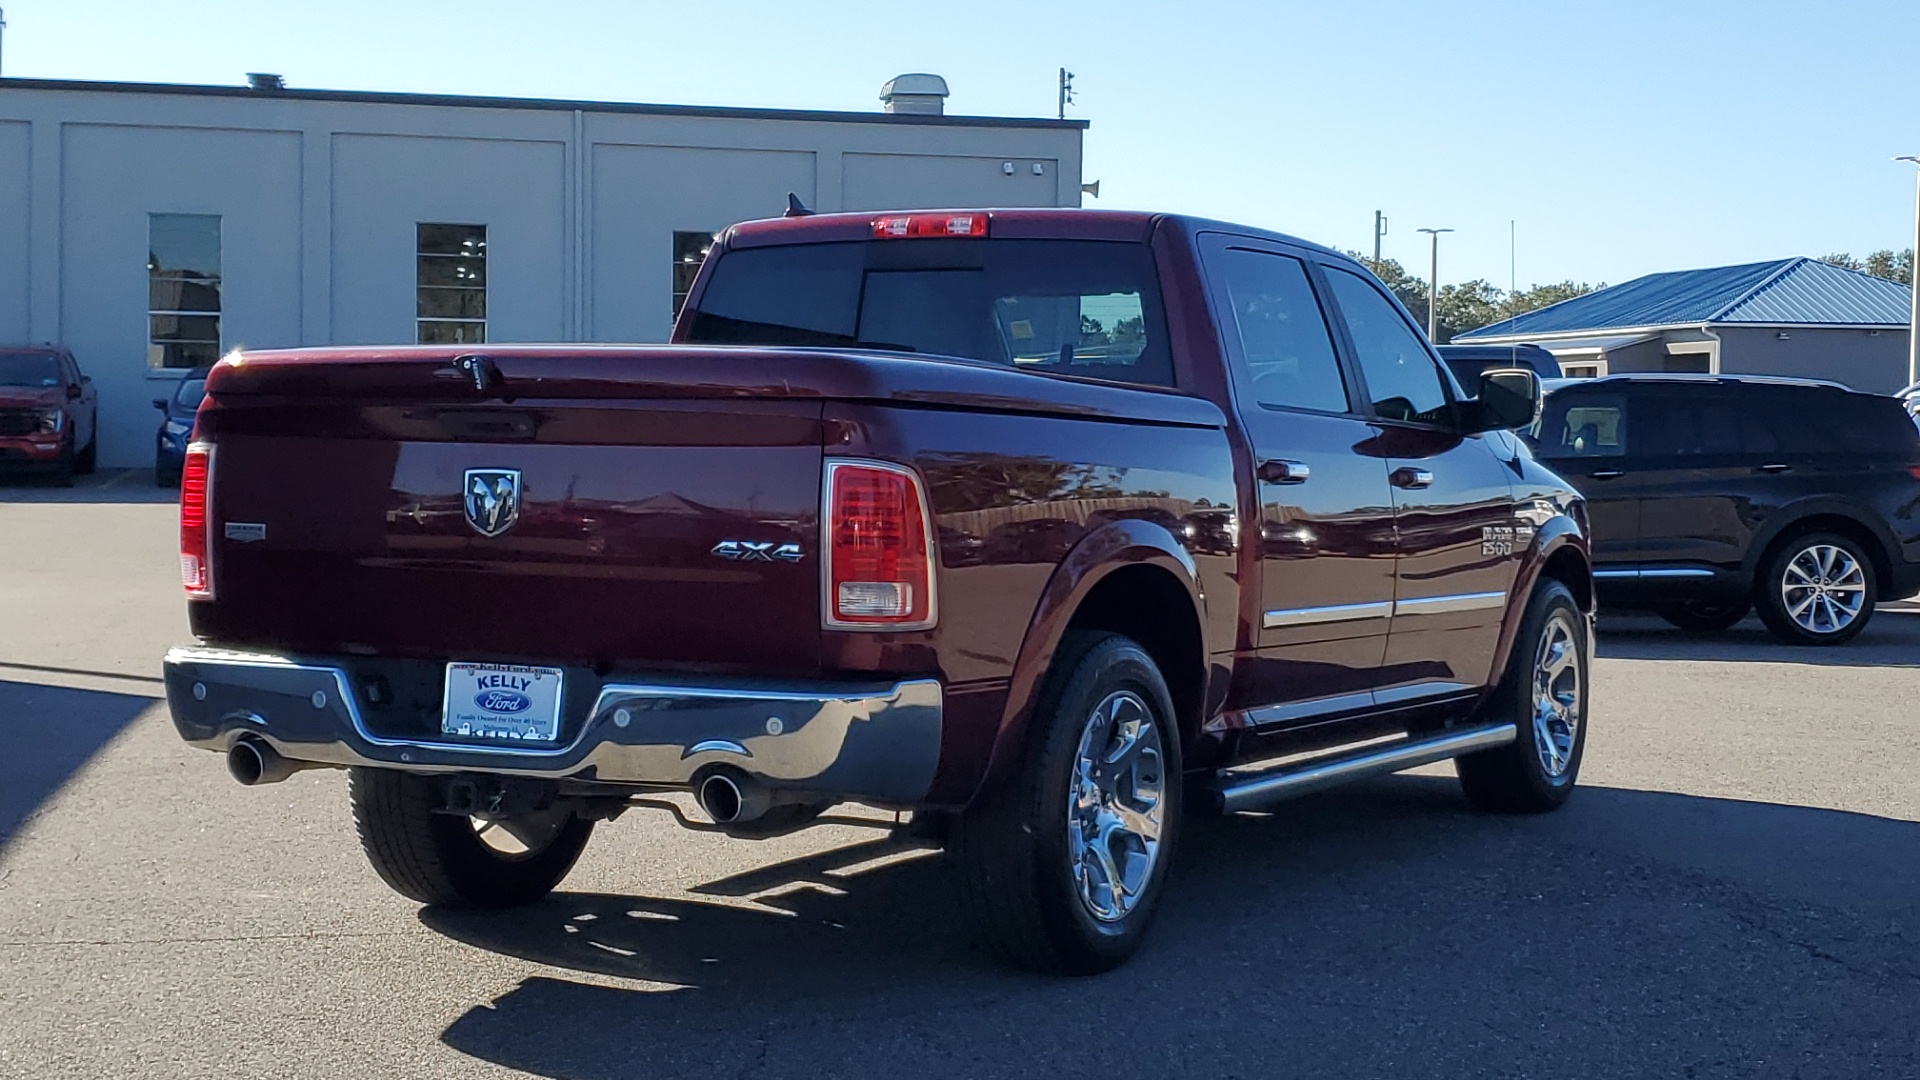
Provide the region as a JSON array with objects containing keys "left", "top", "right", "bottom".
[{"left": 162, "top": 646, "right": 944, "bottom": 805}]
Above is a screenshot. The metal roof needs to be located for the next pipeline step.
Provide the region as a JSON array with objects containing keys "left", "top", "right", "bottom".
[
  {"left": 0, "top": 76, "right": 1087, "bottom": 130},
  {"left": 1457, "top": 257, "right": 1913, "bottom": 340}
]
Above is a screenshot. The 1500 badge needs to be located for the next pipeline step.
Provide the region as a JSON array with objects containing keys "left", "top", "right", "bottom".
[{"left": 1481, "top": 524, "right": 1536, "bottom": 557}]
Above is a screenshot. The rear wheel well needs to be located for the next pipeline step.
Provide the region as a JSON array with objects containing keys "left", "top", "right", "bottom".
[
  {"left": 1540, "top": 545, "right": 1592, "bottom": 612},
  {"left": 1755, "top": 514, "right": 1891, "bottom": 598},
  {"left": 1065, "top": 565, "right": 1206, "bottom": 745}
]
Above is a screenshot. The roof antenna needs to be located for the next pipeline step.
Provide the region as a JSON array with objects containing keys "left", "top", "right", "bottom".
[{"left": 784, "top": 192, "right": 815, "bottom": 218}]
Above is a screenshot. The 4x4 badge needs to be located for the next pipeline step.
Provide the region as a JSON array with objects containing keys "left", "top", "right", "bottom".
[
  {"left": 464, "top": 469, "right": 521, "bottom": 537},
  {"left": 712, "top": 540, "right": 804, "bottom": 563}
]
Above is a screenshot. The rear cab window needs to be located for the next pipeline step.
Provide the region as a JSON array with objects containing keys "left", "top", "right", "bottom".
[{"left": 681, "top": 239, "right": 1174, "bottom": 388}]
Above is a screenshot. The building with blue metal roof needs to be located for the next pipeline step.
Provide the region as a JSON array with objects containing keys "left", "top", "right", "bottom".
[{"left": 1455, "top": 257, "right": 1913, "bottom": 392}]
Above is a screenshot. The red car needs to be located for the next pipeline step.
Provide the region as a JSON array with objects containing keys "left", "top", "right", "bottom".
[
  {"left": 0, "top": 345, "right": 100, "bottom": 484},
  {"left": 161, "top": 209, "right": 1592, "bottom": 975}
]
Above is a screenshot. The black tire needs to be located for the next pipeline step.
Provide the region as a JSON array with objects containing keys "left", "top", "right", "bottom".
[
  {"left": 74, "top": 434, "right": 97, "bottom": 475},
  {"left": 1657, "top": 599, "right": 1749, "bottom": 633},
  {"left": 47, "top": 439, "right": 74, "bottom": 488},
  {"left": 155, "top": 464, "right": 180, "bottom": 488},
  {"left": 1754, "top": 532, "right": 1877, "bottom": 646},
  {"left": 949, "top": 631, "right": 1182, "bottom": 975},
  {"left": 1457, "top": 579, "right": 1589, "bottom": 814},
  {"left": 349, "top": 768, "right": 593, "bottom": 908}
]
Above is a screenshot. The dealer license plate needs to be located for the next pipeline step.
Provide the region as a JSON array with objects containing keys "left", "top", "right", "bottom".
[{"left": 441, "top": 663, "right": 566, "bottom": 743}]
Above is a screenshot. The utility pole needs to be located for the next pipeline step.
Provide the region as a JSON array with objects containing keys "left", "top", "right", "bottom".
[
  {"left": 1373, "top": 211, "right": 1387, "bottom": 263},
  {"left": 1898, "top": 156, "right": 1920, "bottom": 386},
  {"left": 1417, "top": 227, "right": 1453, "bottom": 342},
  {"left": 1057, "top": 68, "right": 1074, "bottom": 121}
]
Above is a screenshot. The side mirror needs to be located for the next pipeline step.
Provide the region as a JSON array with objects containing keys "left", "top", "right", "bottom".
[
  {"left": 153, "top": 398, "right": 169, "bottom": 411},
  {"left": 1466, "top": 368, "right": 1542, "bottom": 432}
]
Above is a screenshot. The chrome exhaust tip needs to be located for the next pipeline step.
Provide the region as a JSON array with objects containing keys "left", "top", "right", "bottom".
[
  {"left": 226, "top": 737, "right": 301, "bottom": 786},
  {"left": 697, "top": 772, "right": 748, "bottom": 823}
]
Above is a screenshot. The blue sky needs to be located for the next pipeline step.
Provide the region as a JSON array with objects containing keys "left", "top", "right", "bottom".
[{"left": 5, "top": 0, "right": 1917, "bottom": 290}]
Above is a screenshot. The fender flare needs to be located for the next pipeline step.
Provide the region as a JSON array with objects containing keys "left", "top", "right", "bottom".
[
  {"left": 978, "top": 518, "right": 1207, "bottom": 793},
  {"left": 1488, "top": 513, "right": 1591, "bottom": 689},
  {"left": 1739, "top": 497, "right": 1898, "bottom": 584}
]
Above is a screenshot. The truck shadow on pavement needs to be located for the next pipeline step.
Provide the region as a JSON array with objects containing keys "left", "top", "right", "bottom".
[
  {"left": 1596, "top": 608, "right": 1920, "bottom": 667},
  {"left": 0, "top": 678, "right": 156, "bottom": 848},
  {"left": 427, "top": 777, "right": 1920, "bottom": 1080}
]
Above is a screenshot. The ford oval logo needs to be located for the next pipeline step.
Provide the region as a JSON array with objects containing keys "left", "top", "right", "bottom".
[{"left": 475, "top": 690, "right": 532, "bottom": 714}]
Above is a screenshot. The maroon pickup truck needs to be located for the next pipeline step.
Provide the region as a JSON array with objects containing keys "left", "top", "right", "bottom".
[{"left": 163, "top": 209, "right": 1592, "bottom": 974}]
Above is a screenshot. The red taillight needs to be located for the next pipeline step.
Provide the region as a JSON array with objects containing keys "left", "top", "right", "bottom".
[
  {"left": 180, "top": 444, "right": 213, "bottom": 598},
  {"left": 824, "top": 460, "right": 935, "bottom": 629},
  {"left": 1908, "top": 465, "right": 1920, "bottom": 482},
  {"left": 870, "top": 212, "right": 989, "bottom": 239}
]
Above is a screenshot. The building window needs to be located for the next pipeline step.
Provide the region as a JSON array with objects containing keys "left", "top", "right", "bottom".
[
  {"left": 418, "top": 223, "right": 487, "bottom": 344},
  {"left": 148, "top": 213, "right": 222, "bottom": 369},
  {"left": 672, "top": 231, "right": 716, "bottom": 321}
]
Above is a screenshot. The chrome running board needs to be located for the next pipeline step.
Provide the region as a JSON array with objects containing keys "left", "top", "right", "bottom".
[{"left": 1208, "top": 723, "right": 1517, "bottom": 814}]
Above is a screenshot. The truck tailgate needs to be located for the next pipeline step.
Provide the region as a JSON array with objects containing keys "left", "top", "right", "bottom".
[{"left": 197, "top": 397, "right": 824, "bottom": 674}]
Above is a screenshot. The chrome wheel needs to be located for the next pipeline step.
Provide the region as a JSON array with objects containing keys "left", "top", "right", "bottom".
[
  {"left": 1781, "top": 544, "right": 1866, "bottom": 635},
  {"left": 1531, "top": 611, "right": 1582, "bottom": 778},
  {"left": 1067, "top": 690, "right": 1166, "bottom": 923}
]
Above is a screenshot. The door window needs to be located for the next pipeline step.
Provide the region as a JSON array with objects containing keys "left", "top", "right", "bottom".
[
  {"left": 1533, "top": 394, "right": 1627, "bottom": 459},
  {"left": 1213, "top": 248, "right": 1350, "bottom": 413},
  {"left": 1324, "top": 267, "right": 1451, "bottom": 424}
]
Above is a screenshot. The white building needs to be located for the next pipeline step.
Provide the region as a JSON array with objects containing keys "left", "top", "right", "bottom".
[{"left": 0, "top": 73, "right": 1086, "bottom": 466}]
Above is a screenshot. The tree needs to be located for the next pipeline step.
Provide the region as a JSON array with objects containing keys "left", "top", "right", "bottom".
[
  {"left": 1432, "top": 280, "right": 1505, "bottom": 342},
  {"left": 1820, "top": 249, "right": 1912, "bottom": 285},
  {"left": 1346, "top": 252, "right": 1600, "bottom": 342},
  {"left": 1506, "top": 281, "right": 1596, "bottom": 316}
]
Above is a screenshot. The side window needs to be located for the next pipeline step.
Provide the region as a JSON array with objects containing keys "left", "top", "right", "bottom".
[
  {"left": 1633, "top": 391, "right": 1743, "bottom": 457},
  {"left": 1533, "top": 394, "right": 1627, "bottom": 459},
  {"left": 1324, "top": 267, "right": 1450, "bottom": 424},
  {"left": 1213, "top": 248, "right": 1349, "bottom": 413}
]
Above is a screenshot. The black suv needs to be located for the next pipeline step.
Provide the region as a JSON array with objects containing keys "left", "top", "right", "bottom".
[{"left": 1527, "top": 374, "right": 1920, "bottom": 644}]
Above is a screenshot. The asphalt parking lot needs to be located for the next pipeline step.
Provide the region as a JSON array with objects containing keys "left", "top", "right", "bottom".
[{"left": 3, "top": 473, "right": 1917, "bottom": 1079}]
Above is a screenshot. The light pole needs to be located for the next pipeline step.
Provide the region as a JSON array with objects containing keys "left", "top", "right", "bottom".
[
  {"left": 1417, "top": 227, "right": 1453, "bottom": 342},
  {"left": 1897, "top": 156, "right": 1920, "bottom": 387}
]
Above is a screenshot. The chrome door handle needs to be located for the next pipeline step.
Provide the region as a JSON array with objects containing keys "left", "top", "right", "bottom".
[
  {"left": 1589, "top": 469, "right": 1626, "bottom": 480},
  {"left": 1390, "top": 467, "right": 1433, "bottom": 489},
  {"left": 1258, "top": 459, "right": 1311, "bottom": 484},
  {"left": 1758, "top": 463, "right": 1792, "bottom": 473}
]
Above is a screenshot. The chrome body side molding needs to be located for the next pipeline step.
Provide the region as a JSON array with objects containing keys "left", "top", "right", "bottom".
[
  {"left": 1262, "top": 600, "right": 1391, "bottom": 629},
  {"left": 1263, "top": 590, "right": 1510, "bottom": 631},
  {"left": 1392, "top": 591, "right": 1506, "bottom": 615}
]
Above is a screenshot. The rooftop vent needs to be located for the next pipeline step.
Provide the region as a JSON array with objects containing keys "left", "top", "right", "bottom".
[
  {"left": 246, "top": 73, "right": 285, "bottom": 92},
  {"left": 880, "top": 73, "right": 948, "bottom": 116}
]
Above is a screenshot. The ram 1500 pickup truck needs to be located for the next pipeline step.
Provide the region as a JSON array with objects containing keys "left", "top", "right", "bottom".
[{"left": 163, "top": 208, "right": 1592, "bottom": 975}]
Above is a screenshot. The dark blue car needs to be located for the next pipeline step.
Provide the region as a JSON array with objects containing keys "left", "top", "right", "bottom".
[
  {"left": 1436, "top": 343, "right": 1561, "bottom": 387},
  {"left": 153, "top": 367, "right": 210, "bottom": 486}
]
